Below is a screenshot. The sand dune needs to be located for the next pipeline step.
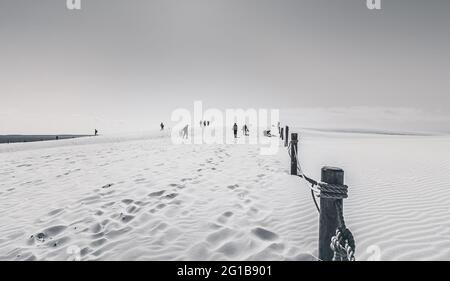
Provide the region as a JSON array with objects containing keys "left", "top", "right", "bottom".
[{"left": 0, "top": 130, "right": 449, "bottom": 260}]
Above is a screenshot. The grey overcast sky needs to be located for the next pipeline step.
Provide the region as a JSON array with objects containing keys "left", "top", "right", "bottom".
[{"left": 0, "top": 0, "right": 449, "bottom": 134}]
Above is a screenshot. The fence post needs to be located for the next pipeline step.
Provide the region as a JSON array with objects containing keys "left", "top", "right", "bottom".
[
  {"left": 319, "top": 166, "right": 344, "bottom": 261},
  {"left": 285, "top": 126, "right": 289, "bottom": 147},
  {"left": 290, "top": 133, "right": 298, "bottom": 175},
  {"left": 280, "top": 127, "right": 284, "bottom": 140}
]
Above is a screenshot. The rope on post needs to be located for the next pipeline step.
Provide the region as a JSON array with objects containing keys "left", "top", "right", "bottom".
[
  {"left": 290, "top": 133, "right": 298, "bottom": 175},
  {"left": 284, "top": 126, "right": 289, "bottom": 147},
  {"left": 330, "top": 198, "right": 355, "bottom": 261},
  {"left": 285, "top": 131, "right": 355, "bottom": 261}
]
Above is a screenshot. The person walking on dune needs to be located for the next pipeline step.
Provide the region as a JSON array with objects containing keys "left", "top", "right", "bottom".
[
  {"left": 160, "top": 122, "right": 164, "bottom": 130},
  {"left": 233, "top": 123, "right": 238, "bottom": 138},
  {"left": 94, "top": 129, "right": 98, "bottom": 136},
  {"left": 181, "top": 124, "right": 189, "bottom": 139},
  {"left": 243, "top": 124, "right": 249, "bottom": 136}
]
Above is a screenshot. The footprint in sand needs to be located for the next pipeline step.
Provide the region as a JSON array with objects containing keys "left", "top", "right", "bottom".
[
  {"left": 227, "top": 184, "right": 239, "bottom": 190},
  {"left": 169, "top": 183, "right": 186, "bottom": 189},
  {"left": 164, "top": 193, "right": 178, "bottom": 200},
  {"left": 149, "top": 203, "right": 167, "bottom": 213},
  {"left": 251, "top": 227, "right": 279, "bottom": 241},
  {"left": 47, "top": 236, "right": 70, "bottom": 248},
  {"left": 120, "top": 214, "right": 135, "bottom": 223},
  {"left": 217, "top": 211, "right": 234, "bottom": 224},
  {"left": 156, "top": 203, "right": 166, "bottom": 209},
  {"left": 148, "top": 190, "right": 165, "bottom": 197},
  {"left": 101, "top": 183, "right": 114, "bottom": 189},
  {"left": 31, "top": 225, "right": 67, "bottom": 243},
  {"left": 126, "top": 205, "right": 141, "bottom": 214},
  {"left": 121, "top": 199, "right": 134, "bottom": 205}
]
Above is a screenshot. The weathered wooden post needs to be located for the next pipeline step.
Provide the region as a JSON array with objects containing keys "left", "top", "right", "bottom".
[
  {"left": 319, "top": 166, "right": 344, "bottom": 261},
  {"left": 280, "top": 128, "right": 284, "bottom": 140},
  {"left": 290, "top": 133, "right": 298, "bottom": 175},
  {"left": 285, "top": 126, "right": 289, "bottom": 147}
]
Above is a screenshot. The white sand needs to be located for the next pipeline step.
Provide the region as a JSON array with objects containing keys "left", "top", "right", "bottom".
[{"left": 0, "top": 129, "right": 449, "bottom": 261}]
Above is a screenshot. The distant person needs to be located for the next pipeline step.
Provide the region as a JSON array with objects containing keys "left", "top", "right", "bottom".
[
  {"left": 203, "top": 120, "right": 207, "bottom": 127},
  {"left": 207, "top": 121, "right": 210, "bottom": 126},
  {"left": 233, "top": 123, "right": 238, "bottom": 138},
  {"left": 95, "top": 129, "right": 98, "bottom": 136},
  {"left": 200, "top": 120, "right": 203, "bottom": 127},
  {"left": 243, "top": 124, "right": 249, "bottom": 136},
  {"left": 160, "top": 122, "right": 165, "bottom": 130},
  {"left": 264, "top": 129, "right": 272, "bottom": 137},
  {"left": 181, "top": 124, "right": 189, "bottom": 139},
  {"left": 277, "top": 122, "right": 281, "bottom": 134}
]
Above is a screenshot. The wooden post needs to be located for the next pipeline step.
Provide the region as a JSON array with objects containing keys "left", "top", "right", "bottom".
[
  {"left": 290, "top": 133, "right": 298, "bottom": 175},
  {"left": 319, "top": 166, "right": 344, "bottom": 261},
  {"left": 285, "top": 126, "right": 289, "bottom": 147},
  {"left": 280, "top": 128, "right": 284, "bottom": 140}
]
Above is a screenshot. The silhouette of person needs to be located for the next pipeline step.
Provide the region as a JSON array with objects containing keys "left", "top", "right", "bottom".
[
  {"left": 95, "top": 129, "right": 98, "bottom": 136},
  {"left": 243, "top": 124, "right": 249, "bottom": 136},
  {"left": 182, "top": 124, "right": 189, "bottom": 139},
  {"left": 160, "top": 122, "right": 164, "bottom": 130},
  {"left": 207, "top": 121, "right": 210, "bottom": 126},
  {"left": 233, "top": 123, "right": 238, "bottom": 138}
]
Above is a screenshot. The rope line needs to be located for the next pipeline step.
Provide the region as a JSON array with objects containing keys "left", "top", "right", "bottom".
[
  {"left": 286, "top": 136, "right": 355, "bottom": 261},
  {"left": 287, "top": 141, "right": 321, "bottom": 212}
]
